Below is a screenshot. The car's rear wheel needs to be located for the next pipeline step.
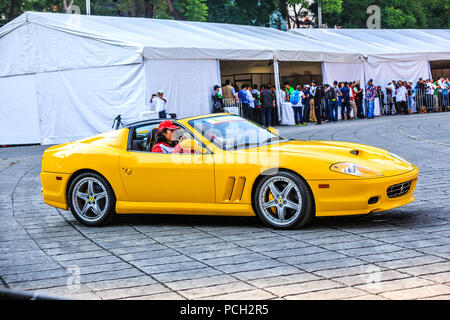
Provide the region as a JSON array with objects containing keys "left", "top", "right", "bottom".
[
  {"left": 253, "top": 171, "right": 314, "bottom": 229},
  {"left": 68, "top": 172, "right": 116, "bottom": 226}
]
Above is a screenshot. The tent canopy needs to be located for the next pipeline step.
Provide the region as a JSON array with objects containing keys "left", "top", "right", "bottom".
[
  {"left": 0, "top": 12, "right": 363, "bottom": 77},
  {"left": 288, "top": 28, "right": 450, "bottom": 62}
]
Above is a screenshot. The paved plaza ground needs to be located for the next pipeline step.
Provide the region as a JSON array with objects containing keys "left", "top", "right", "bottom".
[{"left": 1, "top": 113, "right": 449, "bottom": 300}]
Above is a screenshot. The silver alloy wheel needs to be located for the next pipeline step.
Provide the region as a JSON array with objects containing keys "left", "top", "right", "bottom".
[
  {"left": 258, "top": 176, "right": 303, "bottom": 227},
  {"left": 71, "top": 177, "right": 109, "bottom": 222}
]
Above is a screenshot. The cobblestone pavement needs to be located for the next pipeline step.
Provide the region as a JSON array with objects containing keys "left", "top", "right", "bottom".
[{"left": 1, "top": 113, "right": 449, "bottom": 300}]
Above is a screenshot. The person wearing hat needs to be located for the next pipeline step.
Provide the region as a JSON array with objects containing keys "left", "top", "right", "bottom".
[
  {"left": 152, "top": 120, "right": 183, "bottom": 153},
  {"left": 212, "top": 85, "right": 224, "bottom": 113},
  {"left": 365, "top": 79, "right": 377, "bottom": 118},
  {"left": 150, "top": 89, "right": 168, "bottom": 119}
]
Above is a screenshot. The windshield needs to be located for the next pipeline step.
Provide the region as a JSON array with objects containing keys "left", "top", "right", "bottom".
[{"left": 188, "top": 115, "right": 285, "bottom": 150}]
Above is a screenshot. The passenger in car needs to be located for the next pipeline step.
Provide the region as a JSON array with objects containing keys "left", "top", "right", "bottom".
[{"left": 151, "top": 120, "right": 183, "bottom": 153}]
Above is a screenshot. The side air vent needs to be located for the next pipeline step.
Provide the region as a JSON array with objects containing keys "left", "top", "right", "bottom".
[
  {"left": 350, "top": 150, "right": 360, "bottom": 156},
  {"left": 223, "top": 177, "right": 235, "bottom": 201},
  {"left": 231, "top": 177, "right": 246, "bottom": 201},
  {"left": 223, "top": 176, "right": 246, "bottom": 202}
]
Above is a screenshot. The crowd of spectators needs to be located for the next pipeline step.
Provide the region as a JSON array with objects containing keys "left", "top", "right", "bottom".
[{"left": 212, "top": 77, "right": 450, "bottom": 127}]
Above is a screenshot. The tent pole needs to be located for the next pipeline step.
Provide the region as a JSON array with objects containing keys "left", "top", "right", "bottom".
[
  {"left": 321, "top": 62, "right": 327, "bottom": 85},
  {"left": 216, "top": 59, "right": 221, "bottom": 87},
  {"left": 273, "top": 59, "right": 282, "bottom": 122}
]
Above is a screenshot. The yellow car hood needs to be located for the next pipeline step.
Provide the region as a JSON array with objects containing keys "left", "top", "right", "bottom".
[{"left": 261, "top": 140, "right": 415, "bottom": 177}]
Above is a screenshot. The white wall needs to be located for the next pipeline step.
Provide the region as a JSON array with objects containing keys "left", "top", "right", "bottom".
[
  {"left": 36, "top": 63, "right": 146, "bottom": 145},
  {"left": 144, "top": 59, "right": 218, "bottom": 119},
  {"left": 322, "top": 62, "right": 365, "bottom": 85},
  {"left": 364, "top": 60, "right": 431, "bottom": 88},
  {"left": 0, "top": 74, "right": 41, "bottom": 145}
]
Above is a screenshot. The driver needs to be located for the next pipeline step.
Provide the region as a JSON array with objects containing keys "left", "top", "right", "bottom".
[{"left": 152, "top": 120, "right": 184, "bottom": 153}]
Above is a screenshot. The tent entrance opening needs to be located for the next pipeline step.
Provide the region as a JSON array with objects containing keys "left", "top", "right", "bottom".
[{"left": 430, "top": 60, "right": 450, "bottom": 79}]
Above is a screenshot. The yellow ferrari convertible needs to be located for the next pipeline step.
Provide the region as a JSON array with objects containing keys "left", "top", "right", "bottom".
[{"left": 41, "top": 113, "right": 419, "bottom": 229}]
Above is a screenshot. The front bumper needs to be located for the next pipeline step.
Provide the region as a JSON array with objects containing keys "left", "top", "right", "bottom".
[
  {"left": 310, "top": 167, "right": 419, "bottom": 217},
  {"left": 40, "top": 171, "right": 71, "bottom": 210}
]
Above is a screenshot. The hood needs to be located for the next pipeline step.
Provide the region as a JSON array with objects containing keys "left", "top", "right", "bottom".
[{"left": 263, "top": 140, "right": 415, "bottom": 177}]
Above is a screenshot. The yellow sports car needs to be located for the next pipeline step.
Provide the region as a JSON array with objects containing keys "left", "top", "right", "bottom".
[{"left": 41, "top": 113, "right": 419, "bottom": 229}]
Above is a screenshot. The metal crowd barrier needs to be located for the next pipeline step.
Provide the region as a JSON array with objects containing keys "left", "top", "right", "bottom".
[
  {"left": 222, "top": 98, "right": 243, "bottom": 116},
  {"left": 415, "top": 89, "right": 449, "bottom": 112}
]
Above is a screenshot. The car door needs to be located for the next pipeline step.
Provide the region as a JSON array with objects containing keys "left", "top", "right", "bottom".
[{"left": 119, "top": 123, "right": 215, "bottom": 203}]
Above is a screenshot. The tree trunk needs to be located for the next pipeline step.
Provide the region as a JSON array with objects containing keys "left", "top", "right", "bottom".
[
  {"left": 165, "top": 0, "right": 187, "bottom": 20},
  {"left": 280, "top": 1, "right": 290, "bottom": 30},
  {"left": 7, "top": 0, "right": 19, "bottom": 22},
  {"left": 293, "top": 5, "right": 300, "bottom": 28},
  {"left": 144, "top": 0, "right": 154, "bottom": 18}
]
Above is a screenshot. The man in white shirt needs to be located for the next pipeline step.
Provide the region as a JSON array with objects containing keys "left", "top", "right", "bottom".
[
  {"left": 396, "top": 81, "right": 408, "bottom": 114},
  {"left": 150, "top": 89, "right": 168, "bottom": 118},
  {"left": 426, "top": 80, "right": 436, "bottom": 112}
]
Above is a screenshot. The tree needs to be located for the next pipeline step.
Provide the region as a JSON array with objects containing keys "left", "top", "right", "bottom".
[
  {"left": 206, "top": 0, "right": 278, "bottom": 26},
  {"left": 282, "top": 0, "right": 342, "bottom": 29},
  {"left": 1, "top": 0, "right": 449, "bottom": 28},
  {"left": 171, "top": 0, "right": 208, "bottom": 21},
  {"left": 98, "top": 0, "right": 207, "bottom": 20},
  {"left": 62, "top": 0, "right": 74, "bottom": 13},
  {"left": 319, "top": 0, "right": 450, "bottom": 29}
]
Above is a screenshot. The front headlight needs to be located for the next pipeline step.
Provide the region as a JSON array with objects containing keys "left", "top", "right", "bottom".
[
  {"left": 330, "top": 162, "right": 383, "bottom": 177},
  {"left": 388, "top": 152, "right": 411, "bottom": 165}
]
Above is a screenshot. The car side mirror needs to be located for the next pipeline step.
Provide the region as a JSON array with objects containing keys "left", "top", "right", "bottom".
[
  {"left": 178, "top": 138, "right": 207, "bottom": 154},
  {"left": 268, "top": 127, "right": 278, "bottom": 135}
]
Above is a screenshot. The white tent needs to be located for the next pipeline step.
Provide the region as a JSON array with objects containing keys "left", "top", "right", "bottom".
[
  {"left": 289, "top": 28, "right": 450, "bottom": 88},
  {"left": 0, "top": 12, "right": 364, "bottom": 145}
]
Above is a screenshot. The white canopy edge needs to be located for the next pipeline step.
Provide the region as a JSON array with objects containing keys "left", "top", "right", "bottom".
[
  {"left": 1, "top": 12, "right": 364, "bottom": 66},
  {"left": 289, "top": 28, "right": 450, "bottom": 62}
]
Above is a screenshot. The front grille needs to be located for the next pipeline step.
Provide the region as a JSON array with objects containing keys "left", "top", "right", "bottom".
[{"left": 387, "top": 180, "right": 412, "bottom": 198}]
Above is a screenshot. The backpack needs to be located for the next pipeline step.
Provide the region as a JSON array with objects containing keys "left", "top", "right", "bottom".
[
  {"left": 290, "top": 90, "right": 300, "bottom": 105},
  {"left": 326, "top": 87, "right": 336, "bottom": 100}
]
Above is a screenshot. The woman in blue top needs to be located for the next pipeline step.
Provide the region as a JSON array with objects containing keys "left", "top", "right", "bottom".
[{"left": 291, "top": 85, "right": 306, "bottom": 126}]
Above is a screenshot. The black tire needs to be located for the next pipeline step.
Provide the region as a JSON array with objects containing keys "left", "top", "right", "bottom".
[
  {"left": 252, "top": 170, "right": 314, "bottom": 229},
  {"left": 67, "top": 172, "right": 116, "bottom": 227}
]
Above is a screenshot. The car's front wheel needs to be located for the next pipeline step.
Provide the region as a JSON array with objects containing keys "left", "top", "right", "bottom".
[
  {"left": 253, "top": 171, "right": 314, "bottom": 229},
  {"left": 67, "top": 172, "right": 116, "bottom": 226}
]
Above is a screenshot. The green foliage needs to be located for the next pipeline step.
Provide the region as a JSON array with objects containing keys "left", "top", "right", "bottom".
[
  {"left": 321, "top": 0, "right": 450, "bottom": 29},
  {"left": 383, "top": 6, "right": 416, "bottom": 28},
  {"left": 175, "top": 0, "right": 207, "bottom": 21},
  {"left": 0, "top": 0, "right": 10, "bottom": 25},
  {"left": 206, "top": 0, "right": 278, "bottom": 26},
  {"left": 1, "top": 0, "right": 449, "bottom": 29},
  {"left": 319, "top": 0, "right": 342, "bottom": 15}
]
